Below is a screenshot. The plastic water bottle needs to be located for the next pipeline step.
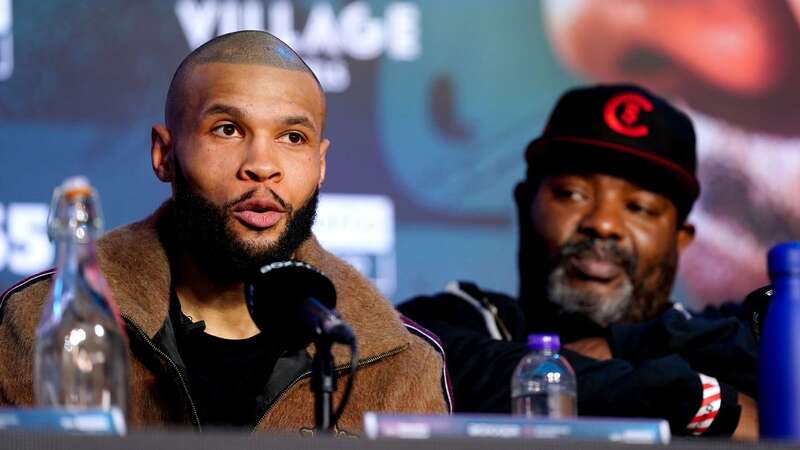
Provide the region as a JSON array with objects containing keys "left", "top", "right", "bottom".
[
  {"left": 759, "top": 241, "right": 800, "bottom": 440},
  {"left": 511, "top": 334, "right": 577, "bottom": 418},
  {"left": 34, "top": 176, "right": 129, "bottom": 414}
]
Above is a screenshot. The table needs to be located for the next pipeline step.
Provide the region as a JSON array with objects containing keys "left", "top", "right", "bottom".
[{"left": 0, "top": 430, "right": 792, "bottom": 450}]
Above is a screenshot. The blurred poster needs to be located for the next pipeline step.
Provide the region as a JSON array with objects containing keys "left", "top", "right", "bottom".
[
  {"left": 0, "top": 0, "right": 793, "bottom": 307},
  {"left": 541, "top": 0, "right": 800, "bottom": 304},
  {"left": 0, "top": 0, "right": 11, "bottom": 80}
]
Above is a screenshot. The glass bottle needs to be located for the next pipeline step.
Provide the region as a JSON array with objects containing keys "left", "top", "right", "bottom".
[{"left": 34, "top": 176, "right": 128, "bottom": 414}]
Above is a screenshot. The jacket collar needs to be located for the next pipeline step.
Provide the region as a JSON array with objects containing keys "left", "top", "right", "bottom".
[{"left": 96, "top": 201, "right": 411, "bottom": 366}]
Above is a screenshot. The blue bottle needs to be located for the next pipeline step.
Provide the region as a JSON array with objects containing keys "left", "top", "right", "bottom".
[{"left": 759, "top": 241, "right": 800, "bottom": 439}]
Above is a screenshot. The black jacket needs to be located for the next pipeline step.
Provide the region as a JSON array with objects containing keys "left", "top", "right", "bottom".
[{"left": 398, "top": 281, "right": 759, "bottom": 436}]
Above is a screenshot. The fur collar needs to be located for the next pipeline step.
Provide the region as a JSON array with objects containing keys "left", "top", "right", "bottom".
[{"left": 96, "top": 202, "right": 411, "bottom": 366}]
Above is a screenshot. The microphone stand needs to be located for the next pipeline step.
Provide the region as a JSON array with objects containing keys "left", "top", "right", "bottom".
[
  {"left": 247, "top": 261, "right": 358, "bottom": 434},
  {"left": 311, "top": 335, "right": 336, "bottom": 433}
]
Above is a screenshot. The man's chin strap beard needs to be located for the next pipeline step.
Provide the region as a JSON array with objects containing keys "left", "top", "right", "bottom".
[
  {"left": 170, "top": 159, "right": 319, "bottom": 286},
  {"left": 173, "top": 189, "right": 319, "bottom": 286}
]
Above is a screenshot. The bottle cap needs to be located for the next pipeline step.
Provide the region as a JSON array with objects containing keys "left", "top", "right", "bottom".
[
  {"left": 47, "top": 175, "right": 104, "bottom": 241},
  {"left": 768, "top": 241, "right": 800, "bottom": 276},
  {"left": 62, "top": 176, "right": 93, "bottom": 200},
  {"left": 527, "top": 334, "right": 560, "bottom": 351}
]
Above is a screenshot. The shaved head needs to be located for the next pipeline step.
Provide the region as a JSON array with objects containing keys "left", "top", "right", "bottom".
[{"left": 165, "top": 30, "right": 324, "bottom": 132}]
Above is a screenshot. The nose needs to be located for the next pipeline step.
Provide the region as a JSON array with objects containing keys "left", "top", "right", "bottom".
[
  {"left": 238, "top": 138, "right": 282, "bottom": 184},
  {"left": 542, "top": 0, "right": 780, "bottom": 95},
  {"left": 577, "top": 195, "right": 624, "bottom": 241}
]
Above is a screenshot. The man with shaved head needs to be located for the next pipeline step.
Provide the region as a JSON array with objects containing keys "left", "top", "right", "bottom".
[{"left": 0, "top": 31, "right": 450, "bottom": 433}]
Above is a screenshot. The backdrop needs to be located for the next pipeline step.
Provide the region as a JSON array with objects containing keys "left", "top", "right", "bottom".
[{"left": 3, "top": 0, "right": 798, "bottom": 308}]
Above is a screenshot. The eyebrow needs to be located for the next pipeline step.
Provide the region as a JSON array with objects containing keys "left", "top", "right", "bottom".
[
  {"left": 202, "top": 103, "right": 246, "bottom": 121},
  {"left": 282, "top": 115, "right": 317, "bottom": 133}
]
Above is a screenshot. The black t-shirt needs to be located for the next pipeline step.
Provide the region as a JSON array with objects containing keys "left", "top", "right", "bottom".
[{"left": 172, "top": 300, "right": 283, "bottom": 428}]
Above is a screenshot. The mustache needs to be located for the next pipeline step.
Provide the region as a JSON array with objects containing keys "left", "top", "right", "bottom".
[
  {"left": 173, "top": 156, "right": 292, "bottom": 214},
  {"left": 225, "top": 188, "right": 291, "bottom": 213},
  {"left": 557, "top": 237, "right": 636, "bottom": 276}
]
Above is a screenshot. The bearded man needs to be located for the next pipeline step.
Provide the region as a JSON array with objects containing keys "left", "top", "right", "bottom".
[
  {"left": 0, "top": 30, "right": 450, "bottom": 433},
  {"left": 399, "top": 84, "right": 758, "bottom": 439}
]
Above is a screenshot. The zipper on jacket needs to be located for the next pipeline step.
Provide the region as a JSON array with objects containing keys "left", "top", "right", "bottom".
[
  {"left": 122, "top": 313, "right": 202, "bottom": 430},
  {"left": 251, "top": 344, "right": 408, "bottom": 432}
]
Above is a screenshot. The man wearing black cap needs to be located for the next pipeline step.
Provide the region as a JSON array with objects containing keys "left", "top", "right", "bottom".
[{"left": 399, "top": 84, "right": 758, "bottom": 438}]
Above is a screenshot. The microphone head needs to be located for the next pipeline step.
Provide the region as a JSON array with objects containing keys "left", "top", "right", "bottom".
[{"left": 245, "top": 260, "right": 337, "bottom": 349}]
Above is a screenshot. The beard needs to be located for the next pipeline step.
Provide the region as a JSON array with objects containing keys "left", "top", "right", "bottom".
[
  {"left": 545, "top": 237, "right": 677, "bottom": 326},
  {"left": 547, "top": 266, "right": 633, "bottom": 326},
  {"left": 171, "top": 161, "right": 318, "bottom": 285}
]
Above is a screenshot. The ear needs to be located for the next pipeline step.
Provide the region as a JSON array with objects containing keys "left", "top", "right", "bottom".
[
  {"left": 317, "top": 138, "right": 331, "bottom": 187},
  {"left": 151, "top": 124, "right": 174, "bottom": 182},
  {"left": 676, "top": 221, "right": 696, "bottom": 255}
]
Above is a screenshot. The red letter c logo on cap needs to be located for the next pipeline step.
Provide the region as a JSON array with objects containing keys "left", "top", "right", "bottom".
[{"left": 603, "top": 92, "right": 653, "bottom": 138}]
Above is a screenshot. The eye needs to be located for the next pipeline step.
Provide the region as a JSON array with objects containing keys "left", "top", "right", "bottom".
[
  {"left": 552, "top": 187, "right": 587, "bottom": 202},
  {"left": 279, "top": 131, "right": 307, "bottom": 145},
  {"left": 627, "top": 201, "right": 657, "bottom": 216},
  {"left": 212, "top": 123, "right": 242, "bottom": 138}
]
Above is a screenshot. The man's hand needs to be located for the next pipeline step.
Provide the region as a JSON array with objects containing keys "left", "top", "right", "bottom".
[
  {"left": 732, "top": 392, "right": 758, "bottom": 441},
  {"left": 563, "top": 337, "right": 613, "bottom": 360}
]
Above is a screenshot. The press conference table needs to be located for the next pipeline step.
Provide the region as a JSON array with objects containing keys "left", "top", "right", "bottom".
[{"left": 0, "top": 431, "right": 794, "bottom": 450}]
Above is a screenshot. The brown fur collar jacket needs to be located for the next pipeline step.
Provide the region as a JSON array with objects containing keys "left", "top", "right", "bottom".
[{"left": 0, "top": 203, "right": 451, "bottom": 434}]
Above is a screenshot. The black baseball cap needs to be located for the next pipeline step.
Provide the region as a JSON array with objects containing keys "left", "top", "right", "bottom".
[{"left": 525, "top": 84, "right": 700, "bottom": 219}]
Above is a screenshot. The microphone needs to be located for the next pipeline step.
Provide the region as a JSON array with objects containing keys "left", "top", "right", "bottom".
[
  {"left": 245, "top": 261, "right": 355, "bottom": 349},
  {"left": 742, "top": 284, "right": 772, "bottom": 342}
]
